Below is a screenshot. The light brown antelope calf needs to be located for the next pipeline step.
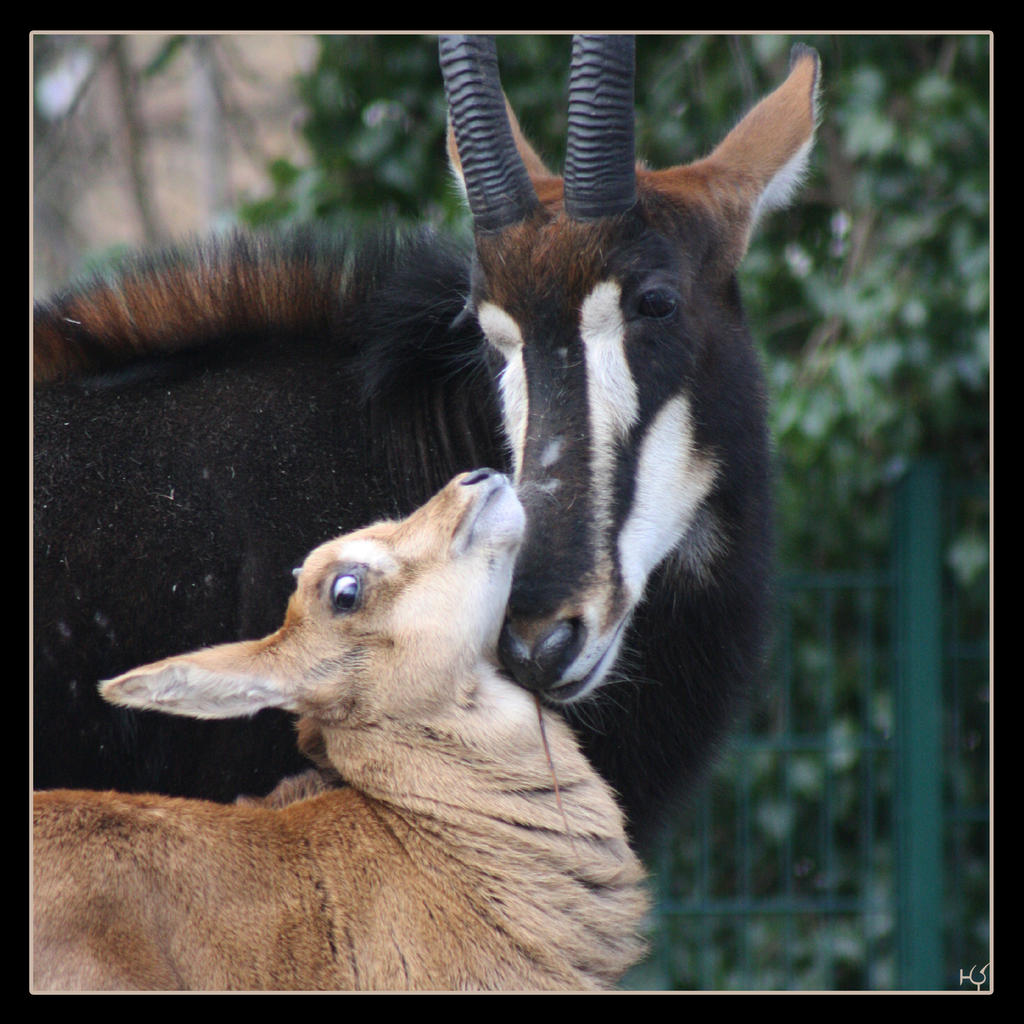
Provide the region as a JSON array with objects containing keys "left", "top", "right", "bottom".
[{"left": 32, "top": 470, "right": 648, "bottom": 992}]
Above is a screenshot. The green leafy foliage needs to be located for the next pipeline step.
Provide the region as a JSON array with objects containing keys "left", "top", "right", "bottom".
[
  {"left": 752, "top": 35, "right": 990, "bottom": 572},
  {"left": 240, "top": 35, "right": 458, "bottom": 229}
]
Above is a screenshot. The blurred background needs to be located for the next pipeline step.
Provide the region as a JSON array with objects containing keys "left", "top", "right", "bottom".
[{"left": 31, "top": 33, "right": 991, "bottom": 991}]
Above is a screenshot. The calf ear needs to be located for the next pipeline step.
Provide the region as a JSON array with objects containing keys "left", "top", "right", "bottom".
[
  {"left": 648, "top": 44, "right": 821, "bottom": 266},
  {"left": 100, "top": 639, "right": 299, "bottom": 721}
]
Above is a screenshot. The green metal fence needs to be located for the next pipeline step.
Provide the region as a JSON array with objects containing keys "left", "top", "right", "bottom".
[{"left": 625, "top": 462, "right": 990, "bottom": 991}]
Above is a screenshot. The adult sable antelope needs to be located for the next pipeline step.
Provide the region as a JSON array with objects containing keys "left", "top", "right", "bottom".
[{"left": 33, "top": 35, "right": 820, "bottom": 848}]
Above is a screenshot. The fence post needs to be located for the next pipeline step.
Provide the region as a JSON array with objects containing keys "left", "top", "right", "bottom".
[{"left": 893, "top": 459, "right": 945, "bottom": 989}]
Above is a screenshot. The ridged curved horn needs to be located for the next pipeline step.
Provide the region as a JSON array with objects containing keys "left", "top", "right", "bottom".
[
  {"left": 439, "top": 35, "right": 540, "bottom": 231},
  {"left": 563, "top": 35, "right": 637, "bottom": 220}
]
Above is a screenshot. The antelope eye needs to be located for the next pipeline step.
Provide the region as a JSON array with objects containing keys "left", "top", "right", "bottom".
[
  {"left": 330, "top": 573, "right": 362, "bottom": 613},
  {"left": 636, "top": 287, "right": 678, "bottom": 320}
]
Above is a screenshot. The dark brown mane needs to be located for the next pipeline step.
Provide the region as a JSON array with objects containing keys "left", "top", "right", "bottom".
[{"left": 33, "top": 232, "right": 351, "bottom": 383}]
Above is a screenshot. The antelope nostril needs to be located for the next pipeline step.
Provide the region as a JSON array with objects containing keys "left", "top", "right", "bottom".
[
  {"left": 498, "top": 619, "right": 529, "bottom": 669},
  {"left": 498, "top": 617, "right": 584, "bottom": 692},
  {"left": 534, "top": 620, "right": 576, "bottom": 667}
]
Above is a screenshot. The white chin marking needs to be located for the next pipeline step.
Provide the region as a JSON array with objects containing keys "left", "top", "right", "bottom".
[{"left": 556, "top": 613, "right": 629, "bottom": 701}]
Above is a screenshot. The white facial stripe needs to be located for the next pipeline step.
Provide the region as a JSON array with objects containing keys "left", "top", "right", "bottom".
[
  {"left": 496, "top": 354, "right": 528, "bottom": 481},
  {"left": 477, "top": 302, "right": 523, "bottom": 357},
  {"left": 477, "top": 302, "right": 528, "bottom": 481},
  {"left": 618, "top": 395, "right": 717, "bottom": 601},
  {"left": 580, "top": 281, "right": 638, "bottom": 549},
  {"left": 580, "top": 282, "right": 638, "bottom": 441}
]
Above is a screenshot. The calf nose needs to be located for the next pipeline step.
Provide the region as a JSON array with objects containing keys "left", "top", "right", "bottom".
[{"left": 498, "top": 617, "right": 584, "bottom": 691}]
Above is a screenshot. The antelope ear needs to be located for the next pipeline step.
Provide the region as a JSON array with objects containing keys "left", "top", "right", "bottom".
[
  {"left": 100, "top": 640, "right": 299, "bottom": 721},
  {"left": 649, "top": 44, "right": 821, "bottom": 266}
]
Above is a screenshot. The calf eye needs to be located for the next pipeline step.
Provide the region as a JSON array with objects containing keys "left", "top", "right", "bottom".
[{"left": 330, "top": 573, "right": 362, "bottom": 613}]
